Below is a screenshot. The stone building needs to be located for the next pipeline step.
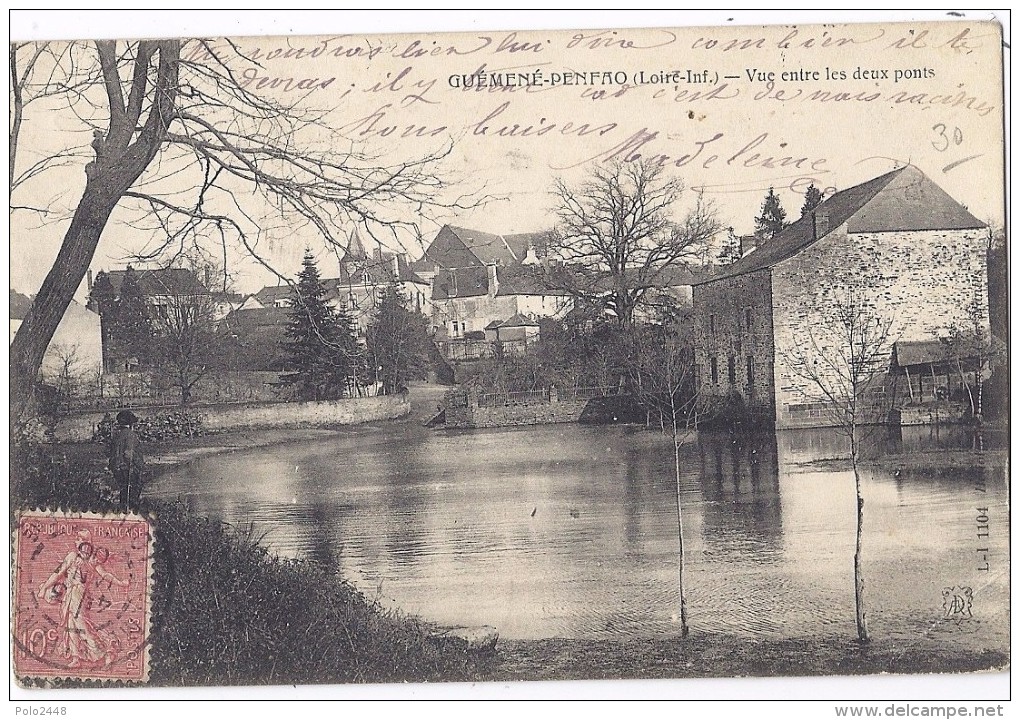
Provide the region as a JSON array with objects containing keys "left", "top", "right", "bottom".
[
  {"left": 430, "top": 264, "right": 572, "bottom": 342},
  {"left": 10, "top": 291, "right": 103, "bottom": 383},
  {"left": 692, "top": 165, "right": 989, "bottom": 429}
]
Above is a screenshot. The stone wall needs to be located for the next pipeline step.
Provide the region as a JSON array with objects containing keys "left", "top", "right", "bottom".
[
  {"left": 53, "top": 394, "right": 410, "bottom": 442},
  {"left": 692, "top": 268, "right": 776, "bottom": 418},
  {"left": 470, "top": 399, "right": 587, "bottom": 428},
  {"left": 771, "top": 225, "right": 988, "bottom": 429},
  {"left": 442, "top": 387, "right": 587, "bottom": 428}
]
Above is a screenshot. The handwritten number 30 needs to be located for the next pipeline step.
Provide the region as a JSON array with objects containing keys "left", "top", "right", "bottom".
[{"left": 932, "top": 124, "right": 964, "bottom": 152}]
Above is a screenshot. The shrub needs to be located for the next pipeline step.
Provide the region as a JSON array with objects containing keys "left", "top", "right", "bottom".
[{"left": 93, "top": 410, "right": 206, "bottom": 443}]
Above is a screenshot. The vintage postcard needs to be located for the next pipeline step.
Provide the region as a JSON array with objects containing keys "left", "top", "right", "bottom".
[{"left": 8, "top": 10, "right": 1008, "bottom": 702}]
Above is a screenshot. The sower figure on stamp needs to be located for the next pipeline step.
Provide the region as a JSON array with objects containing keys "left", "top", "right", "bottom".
[
  {"left": 36, "top": 529, "right": 129, "bottom": 668},
  {"left": 109, "top": 410, "right": 145, "bottom": 510}
]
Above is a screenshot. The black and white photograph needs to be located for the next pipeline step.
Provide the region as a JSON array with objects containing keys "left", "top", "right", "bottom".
[{"left": 8, "top": 10, "right": 1010, "bottom": 709}]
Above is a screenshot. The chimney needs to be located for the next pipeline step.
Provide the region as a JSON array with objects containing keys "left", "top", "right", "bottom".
[
  {"left": 486, "top": 264, "right": 499, "bottom": 298},
  {"left": 204, "top": 267, "right": 211, "bottom": 289},
  {"left": 391, "top": 254, "right": 399, "bottom": 280},
  {"left": 87, "top": 269, "right": 94, "bottom": 292},
  {"left": 739, "top": 235, "right": 757, "bottom": 257},
  {"left": 813, "top": 209, "right": 830, "bottom": 239}
]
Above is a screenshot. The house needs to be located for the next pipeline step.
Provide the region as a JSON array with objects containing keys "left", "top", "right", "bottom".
[
  {"left": 336, "top": 245, "right": 432, "bottom": 333},
  {"left": 103, "top": 267, "right": 211, "bottom": 309},
  {"left": 253, "top": 284, "right": 294, "bottom": 309},
  {"left": 10, "top": 291, "right": 103, "bottom": 383},
  {"left": 691, "top": 165, "right": 989, "bottom": 429},
  {"left": 490, "top": 313, "right": 540, "bottom": 355},
  {"left": 430, "top": 264, "right": 573, "bottom": 343},
  {"left": 420, "top": 224, "right": 568, "bottom": 354},
  {"left": 254, "top": 233, "right": 432, "bottom": 339},
  {"left": 210, "top": 291, "right": 246, "bottom": 321},
  {"left": 631, "top": 265, "right": 703, "bottom": 323}
]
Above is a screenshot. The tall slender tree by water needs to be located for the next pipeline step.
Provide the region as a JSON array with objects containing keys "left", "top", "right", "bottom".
[
  {"left": 628, "top": 321, "right": 700, "bottom": 636},
  {"left": 783, "top": 285, "right": 895, "bottom": 643}
]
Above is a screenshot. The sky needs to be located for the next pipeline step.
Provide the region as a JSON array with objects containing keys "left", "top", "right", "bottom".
[{"left": 9, "top": 10, "right": 1009, "bottom": 301}]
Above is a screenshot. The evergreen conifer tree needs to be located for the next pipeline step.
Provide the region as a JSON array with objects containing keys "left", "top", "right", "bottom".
[
  {"left": 282, "top": 250, "right": 362, "bottom": 400},
  {"left": 753, "top": 187, "right": 788, "bottom": 244},
  {"left": 801, "top": 184, "right": 824, "bottom": 217},
  {"left": 116, "top": 266, "right": 154, "bottom": 368}
]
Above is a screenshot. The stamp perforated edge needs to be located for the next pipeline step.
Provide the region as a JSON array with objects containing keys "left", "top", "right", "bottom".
[{"left": 12, "top": 507, "right": 156, "bottom": 687}]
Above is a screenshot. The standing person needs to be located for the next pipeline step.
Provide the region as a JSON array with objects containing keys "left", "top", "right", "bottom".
[{"left": 109, "top": 410, "right": 145, "bottom": 510}]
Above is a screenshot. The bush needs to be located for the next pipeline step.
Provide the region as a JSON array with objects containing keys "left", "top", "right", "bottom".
[{"left": 93, "top": 410, "right": 206, "bottom": 443}]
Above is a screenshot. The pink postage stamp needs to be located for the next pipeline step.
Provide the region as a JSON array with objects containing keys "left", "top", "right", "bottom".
[{"left": 12, "top": 510, "right": 154, "bottom": 684}]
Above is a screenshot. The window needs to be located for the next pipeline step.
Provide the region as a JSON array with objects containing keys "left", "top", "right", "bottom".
[
  {"left": 746, "top": 356, "right": 754, "bottom": 392},
  {"left": 735, "top": 338, "right": 742, "bottom": 356},
  {"left": 727, "top": 355, "right": 736, "bottom": 385},
  {"left": 710, "top": 356, "right": 718, "bottom": 385},
  {"left": 745, "top": 307, "right": 752, "bottom": 331},
  {"left": 709, "top": 314, "right": 716, "bottom": 334}
]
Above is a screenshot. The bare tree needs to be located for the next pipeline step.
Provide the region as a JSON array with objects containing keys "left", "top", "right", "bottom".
[
  {"left": 782, "top": 285, "right": 896, "bottom": 643},
  {"left": 10, "top": 42, "right": 94, "bottom": 214},
  {"left": 627, "top": 322, "right": 703, "bottom": 637},
  {"left": 48, "top": 342, "right": 84, "bottom": 412},
  {"left": 548, "top": 160, "right": 720, "bottom": 325},
  {"left": 149, "top": 279, "right": 220, "bottom": 407},
  {"left": 9, "top": 38, "right": 476, "bottom": 424},
  {"left": 939, "top": 241, "right": 1001, "bottom": 420}
]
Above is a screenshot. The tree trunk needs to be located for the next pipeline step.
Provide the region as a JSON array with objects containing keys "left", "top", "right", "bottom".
[
  {"left": 10, "top": 186, "right": 122, "bottom": 423},
  {"left": 10, "top": 40, "right": 179, "bottom": 428},
  {"left": 674, "top": 430, "right": 689, "bottom": 637},
  {"left": 851, "top": 452, "right": 870, "bottom": 643}
]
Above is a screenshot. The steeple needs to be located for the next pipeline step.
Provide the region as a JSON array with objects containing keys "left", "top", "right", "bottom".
[{"left": 345, "top": 228, "right": 368, "bottom": 261}]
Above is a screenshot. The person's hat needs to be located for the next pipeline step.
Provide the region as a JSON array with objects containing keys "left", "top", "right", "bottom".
[{"left": 116, "top": 410, "right": 139, "bottom": 426}]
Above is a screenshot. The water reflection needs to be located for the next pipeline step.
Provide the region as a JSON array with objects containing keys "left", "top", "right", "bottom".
[
  {"left": 699, "top": 432, "right": 782, "bottom": 564},
  {"left": 149, "top": 422, "right": 1008, "bottom": 648}
]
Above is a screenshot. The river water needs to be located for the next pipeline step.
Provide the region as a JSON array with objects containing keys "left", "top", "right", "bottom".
[{"left": 148, "top": 419, "right": 1008, "bottom": 651}]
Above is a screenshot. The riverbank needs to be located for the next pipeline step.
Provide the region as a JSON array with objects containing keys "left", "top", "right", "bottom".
[
  {"left": 494, "top": 634, "right": 1008, "bottom": 681},
  {"left": 19, "top": 407, "right": 1009, "bottom": 686}
]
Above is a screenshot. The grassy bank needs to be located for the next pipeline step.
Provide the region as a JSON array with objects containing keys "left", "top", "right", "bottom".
[{"left": 494, "top": 636, "right": 1008, "bottom": 682}]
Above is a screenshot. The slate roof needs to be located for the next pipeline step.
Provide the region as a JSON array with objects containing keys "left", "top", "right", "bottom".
[
  {"left": 254, "top": 285, "right": 295, "bottom": 306},
  {"left": 504, "top": 230, "right": 555, "bottom": 260},
  {"left": 338, "top": 252, "right": 428, "bottom": 286},
  {"left": 431, "top": 266, "right": 489, "bottom": 299},
  {"left": 220, "top": 306, "right": 291, "bottom": 332},
  {"left": 695, "top": 166, "right": 985, "bottom": 285},
  {"left": 893, "top": 340, "right": 955, "bottom": 367},
  {"left": 426, "top": 225, "right": 555, "bottom": 268},
  {"left": 449, "top": 226, "right": 520, "bottom": 265},
  {"left": 106, "top": 268, "right": 210, "bottom": 296},
  {"left": 500, "top": 312, "right": 539, "bottom": 328}
]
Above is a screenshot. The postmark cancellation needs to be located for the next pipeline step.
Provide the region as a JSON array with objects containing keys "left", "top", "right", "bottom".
[{"left": 12, "top": 510, "right": 154, "bottom": 684}]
